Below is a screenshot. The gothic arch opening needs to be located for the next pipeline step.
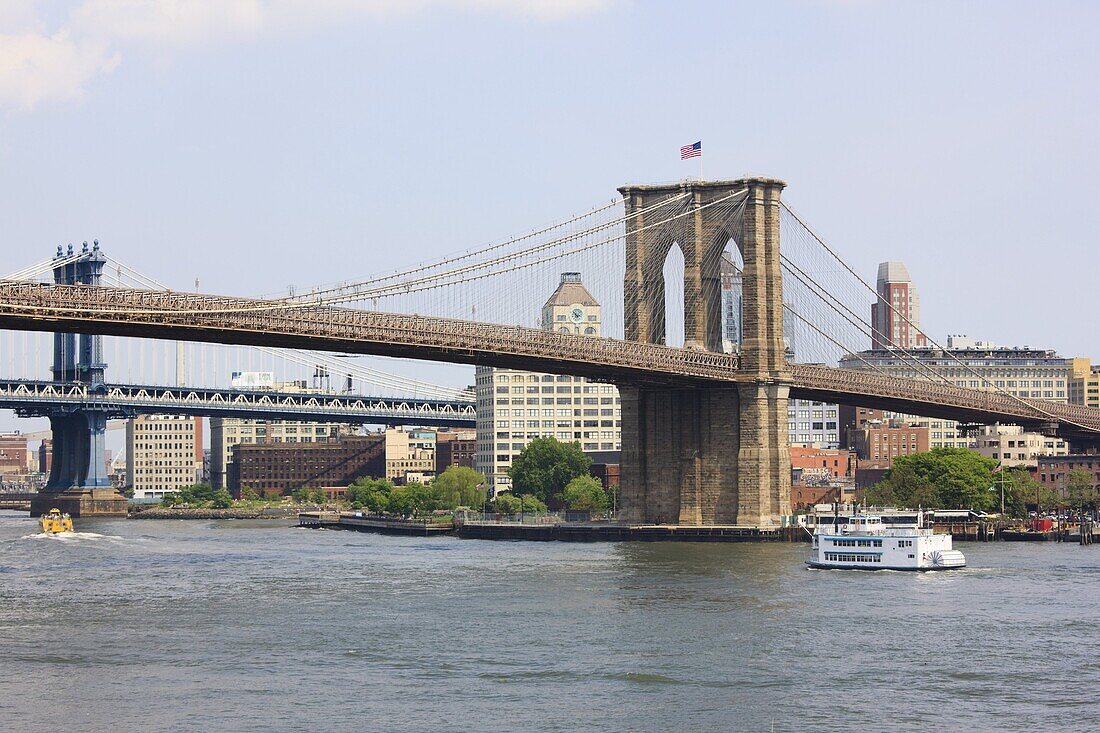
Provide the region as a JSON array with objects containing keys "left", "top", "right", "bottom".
[
  {"left": 662, "top": 242, "right": 685, "bottom": 348},
  {"left": 720, "top": 241, "right": 744, "bottom": 355}
]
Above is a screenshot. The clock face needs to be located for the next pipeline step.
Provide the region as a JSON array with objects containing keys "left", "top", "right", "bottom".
[{"left": 570, "top": 307, "right": 584, "bottom": 323}]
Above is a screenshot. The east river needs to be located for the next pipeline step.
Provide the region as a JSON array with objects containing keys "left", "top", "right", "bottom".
[{"left": 1, "top": 512, "right": 1098, "bottom": 732}]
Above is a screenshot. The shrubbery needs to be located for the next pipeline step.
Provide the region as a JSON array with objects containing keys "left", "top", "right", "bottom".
[
  {"left": 343, "top": 466, "right": 490, "bottom": 517},
  {"left": 161, "top": 483, "right": 233, "bottom": 509}
]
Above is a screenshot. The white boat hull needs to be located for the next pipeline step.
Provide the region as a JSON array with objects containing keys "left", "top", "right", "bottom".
[{"left": 806, "top": 512, "right": 967, "bottom": 571}]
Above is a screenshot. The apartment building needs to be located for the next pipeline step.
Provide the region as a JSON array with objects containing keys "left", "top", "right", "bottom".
[{"left": 126, "top": 415, "right": 203, "bottom": 500}]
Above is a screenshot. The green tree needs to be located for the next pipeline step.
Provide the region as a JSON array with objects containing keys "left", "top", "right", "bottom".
[
  {"left": 346, "top": 477, "right": 395, "bottom": 513},
  {"left": 432, "top": 466, "right": 488, "bottom": 509},
  {"left": 561, "top": 475, "right": 610, "bottom": 513},
  {"left": 1066, "top": 468, "right": 1097, "bottom": 511},
  {"left": 381, "top": 483, "right": 442, "bottom": 517},
  {"left": 997, "top": 467, "right": 1036, "bottom": 518},
  {"left": 491, "top": 492, "right": 522, "bottom": 514},
  {"left": 508, "top": 437, "right": 591, "bottom": 505},
  {"left": 874, "top": 449, "right": 997, "bottom": 511},
  {"left": 519, "top": 493, "right": 548, "bottom": 514},
  {"left": 162, "top": 483, "right": 217, "bottom": 507},
  {"left": 241, "top": 487, "right": 261, "bottom": 502},
  {"left": 211, "top": 488, "right": 233, "bottom": 509}
]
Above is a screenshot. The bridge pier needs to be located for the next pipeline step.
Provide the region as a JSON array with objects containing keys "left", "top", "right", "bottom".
[
  {"left": 619, "top": 386, "right": 741, "bottom": 525},
  {"left": 618, "top": 177, "right": 792, "bottom": 527},
  {"left": 31, "top": 243, "right": 127, "bottom": 518}
]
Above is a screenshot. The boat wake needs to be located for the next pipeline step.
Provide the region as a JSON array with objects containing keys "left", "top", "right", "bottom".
[{"left": 21, "top": 531, "right": 119, "bottom": 542}]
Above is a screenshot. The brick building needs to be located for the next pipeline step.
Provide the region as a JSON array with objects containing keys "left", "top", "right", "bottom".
[
  {"left": 870, "top": 261, "right": 928, "bottom": 349},
  {"left": 228, "top": 434, "right": 386, "bottom": 498},
  {"left": 590, "top": 462, "right": 621, "bottom": 492},
  {"left": 789, "top": 446, "right": 855, "bottom": 481},
  {"left": 851, "top": 421, "right": 930, "bottom": 468},
  {"left": 1037, "top": 455, "right": 1100, "bottom": 499},
  {"left": 0, "top": 433, "right": 29, "bottom": 476},
  {"left": 435, "top": 431, "right": 477, "bottom": 474},
  {"left": 790, "top": 484, "right": 842, "bottom": 512},
  {"left": 37, "top": 439, "right": 52, "bottom": 475}
]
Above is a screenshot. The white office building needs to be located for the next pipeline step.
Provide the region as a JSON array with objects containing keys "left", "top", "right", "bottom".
[
  {"left": 475, "top": 273, "right": 621, "bottom": 490},
  {"left": 126, "top": 414, "right": 203, "bottom": 500}
]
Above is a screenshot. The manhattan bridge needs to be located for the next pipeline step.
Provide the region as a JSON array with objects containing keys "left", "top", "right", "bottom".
[{"left": 2, "top": 177, "right": 1098, "bottom": 521}]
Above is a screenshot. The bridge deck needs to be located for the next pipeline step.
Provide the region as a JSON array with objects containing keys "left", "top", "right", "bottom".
[{"left": 1, "top": 282, "right": 1098, "bottom": 438}]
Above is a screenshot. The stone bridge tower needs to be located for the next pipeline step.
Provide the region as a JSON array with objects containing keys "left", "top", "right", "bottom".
[{"left": 616, "top": 178, "right": 791, "bottom": 526}]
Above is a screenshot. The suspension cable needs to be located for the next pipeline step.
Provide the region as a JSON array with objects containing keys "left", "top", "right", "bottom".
[{"left": 781, "top": 200, "right": 1094, "bottom": 432}]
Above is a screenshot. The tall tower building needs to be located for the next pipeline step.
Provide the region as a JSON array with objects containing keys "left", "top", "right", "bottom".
[
  {"left": 719, "top": 251, "right": 742, "bottom": 353},
  {"left": 475, "top": 273, "right": 621, "bottom": 491},
  {"left": 870, "top": 261, "right": 928, "bottom": 349}
]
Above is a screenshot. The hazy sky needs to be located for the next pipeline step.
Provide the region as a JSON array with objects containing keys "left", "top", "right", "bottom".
[{"left": 2, "top": 0, "right": 1099, "bottom": 437}]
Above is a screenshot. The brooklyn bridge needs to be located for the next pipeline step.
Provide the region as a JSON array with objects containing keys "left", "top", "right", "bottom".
[{"left": 3, "top": 177, "right": 1098, "bottom": 522}]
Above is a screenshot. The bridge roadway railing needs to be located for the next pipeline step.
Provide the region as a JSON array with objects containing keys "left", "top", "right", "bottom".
[
  {"left": 4, "top": 282, "right": 1100, "bottom": 435},
  {"left": 0, "top": 378, "right": 476, "bottom": 425},
  {"left": 791, "top": 364, "right": 1100, "bottom": 433},
  {"left": 0, "top": 281, "right": 745, "bottom": 384}
]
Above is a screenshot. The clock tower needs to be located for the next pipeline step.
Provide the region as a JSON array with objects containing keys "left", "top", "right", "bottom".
[{"left": 541, "top": 272, "right": 602, "bottom": 335}]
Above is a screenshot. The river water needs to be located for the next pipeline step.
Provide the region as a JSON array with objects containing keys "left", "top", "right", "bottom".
[{"left": 1, "top": 511, "right": 1097, "bottom": 732}]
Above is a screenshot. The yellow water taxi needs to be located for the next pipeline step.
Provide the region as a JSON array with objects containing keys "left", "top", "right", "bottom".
[{"left": 39, "top": 508, "right": 74, "bottom": 534}]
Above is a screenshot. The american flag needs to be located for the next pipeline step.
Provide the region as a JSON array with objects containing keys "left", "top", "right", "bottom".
[{"left": 680, "top": 141, "right": 701, "bottom": 159}]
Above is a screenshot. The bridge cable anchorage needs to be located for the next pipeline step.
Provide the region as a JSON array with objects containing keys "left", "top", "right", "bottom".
[
  {"left": 289, "top": 191, "right": 695, "bottom": 307},
  {"left": 781, "top": 200, "right": 1098, "bottom": 434},
  {"left": 283, "top": 195, "right": 638, "bottom": 301}
]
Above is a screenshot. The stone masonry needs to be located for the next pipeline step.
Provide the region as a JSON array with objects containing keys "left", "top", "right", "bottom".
[{"left": 617, "top": 178, "right": 792, "bottom": 526}]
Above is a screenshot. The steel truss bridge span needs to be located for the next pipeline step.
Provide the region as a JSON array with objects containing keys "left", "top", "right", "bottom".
[
  {"left": 2, "top": 281, "right": 1100, "bottom": 439},
  {"left": 0, "top": 379, "right": 475, "bottom": 427}
]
